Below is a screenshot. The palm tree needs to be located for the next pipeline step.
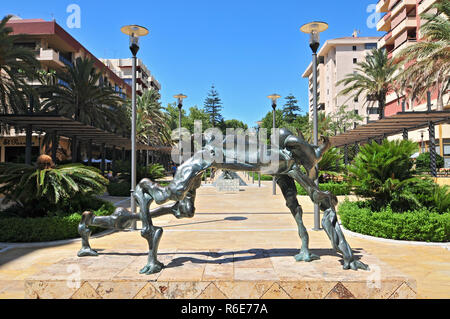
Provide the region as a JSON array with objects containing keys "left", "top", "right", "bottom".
[
  {"left": 128, "top": 89, "right": 171, "bottom": 146},
  {"left": 397, "top": 0, "right": 450, "bottom": 110},
  {"left": 0, "top": 15, "right": 40, "bottom": 114},
  {"left": 338, "top": 48, "right": 398, "bottom": 120},
  {"left": 40, "top": 57, "right": 125, "bottom": 132}
]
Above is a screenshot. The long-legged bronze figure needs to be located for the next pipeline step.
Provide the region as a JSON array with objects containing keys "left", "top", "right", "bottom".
[{"left": 77, "top": 128, "right": 369, "bottom": 274}]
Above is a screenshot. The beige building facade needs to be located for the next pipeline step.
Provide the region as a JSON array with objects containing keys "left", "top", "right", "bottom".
[{"left": 302, "top": 36, "right": 380, "bottom": 124}]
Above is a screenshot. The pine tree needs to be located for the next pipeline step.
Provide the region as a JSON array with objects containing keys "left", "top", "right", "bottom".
[
  {"left": 203, "top": 85, "right": 224, "bottom": 127},
  {"left": 282, "top": 94, "right": 301, "bottom": 123}
]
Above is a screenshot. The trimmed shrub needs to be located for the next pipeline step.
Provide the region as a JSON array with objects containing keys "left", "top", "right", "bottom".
[
  {"left": 296, "top": 182, "right": 351, "bottom": 196},
  {"left": 0, "top": 201, "right": 115, "bottom": 243},
  {"left": 338, "top": 200, "right": 450, "bottom": 242},
  {"left": 107, "top": 182, "right": 131, "bottom": 197},
  {"left": 250, "top": 173, "right": 273, "bottom": 181}
]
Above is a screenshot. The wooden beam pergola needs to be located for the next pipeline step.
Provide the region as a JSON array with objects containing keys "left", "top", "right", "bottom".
[
  {"left": 330, "top": 111, "right": 450, "bottom": 147},
  {"left": 0, "top": 114, "right": 173, "bottom": 153}
]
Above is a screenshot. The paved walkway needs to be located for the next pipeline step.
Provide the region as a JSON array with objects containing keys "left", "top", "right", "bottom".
[{"left": 0, "top": 176, "right": 449, "bottom": 298}]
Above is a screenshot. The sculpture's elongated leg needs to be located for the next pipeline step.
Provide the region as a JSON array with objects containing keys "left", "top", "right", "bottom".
[
  {"left": 134, "top": 155, "right": 209, "bottom": 275},
  {"left": 276, "top": 175, "right": 319, "bottom": 262},
  {"left": 77, "top": 208, "right": 140, "bottom": 257},
  {"left": 287, "top": 167, "right": 369, "bottom": 271}
]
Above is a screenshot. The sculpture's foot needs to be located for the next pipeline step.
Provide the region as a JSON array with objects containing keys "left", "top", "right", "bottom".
[
  {"left": 77, "top": 248, "right": 98, "bottom": 257},
  {"left": 139, "top": 261, "right": 164, "bottom": 275},
  {"left": 294, "top": 250, "right": 320, "bottom": 262},
  {"left": 343, "top": 259, "right": 370, "bottom": 271}
]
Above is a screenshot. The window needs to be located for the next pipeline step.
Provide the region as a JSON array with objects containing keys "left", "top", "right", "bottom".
[
  {"left": 352, "top": 46, "right": 357, "bottom": 51},
  {"left": 365, "top": 43, "right": 377, "bottom": 50},
  {"left": 369, "top": 107, "right": 379, "bottom": 114},
  {"left": 353, "top": 58, "right": 358, "bottom": 64},
  {"left": 444, "top": 144, "right": 450, "bottom": 156}
]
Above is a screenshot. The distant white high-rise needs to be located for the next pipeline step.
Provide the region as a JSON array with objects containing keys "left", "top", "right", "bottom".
[
  {"left": 302, "top": 36, "right": 380, "bottom": 123},
  {"left": 100, "top": 58, "right": 161, "bottom": 96}
]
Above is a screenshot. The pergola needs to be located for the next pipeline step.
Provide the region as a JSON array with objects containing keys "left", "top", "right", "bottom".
[
  {"left": 329, "top": 110, "right": 450, "bottom": 177},
  {"left": 0, "top": 114, "right": 173, "bottom": 171}
]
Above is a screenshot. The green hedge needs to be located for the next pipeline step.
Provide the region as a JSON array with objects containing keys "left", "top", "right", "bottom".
[
  {"left": 249, "top": 172, "right": 273, "bottom": 181},
  {"left": 107, "top": 182, "right": 131, "bottom": 197},
  {"left": 296, "top": 182, "right": 351, "bottom": 196},
  {"left": 338, "top": 200, "right": 450, "bottom": 242},
  {"left": 0, "top": 202, "right": 115, "bottom": 243}
]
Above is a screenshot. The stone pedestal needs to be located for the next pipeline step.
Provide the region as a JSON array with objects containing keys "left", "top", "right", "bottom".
[{"left": 25, "top": 248, "right": 416, "bottom": 299}]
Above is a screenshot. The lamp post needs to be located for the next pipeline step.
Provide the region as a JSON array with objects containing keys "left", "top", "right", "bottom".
[
  {"left": 301, "top": 21, "right": 328, "bottom": 231},
  {"left": 256, "top": 121, "right": 263, "bottom": 188},
  {"left": 121, "top": 25, "right": 149, "bottom": 224},
  {"left": 267, "top": 94, "right": 281, "bottom": 195},
  {"left": 174, "top": 94, "right": 187, "bottom": 165}
]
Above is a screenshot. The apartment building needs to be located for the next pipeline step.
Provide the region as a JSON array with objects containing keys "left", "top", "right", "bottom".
[
  {"left": 100, "top": 58, "right": 161, "bottom": 95},
  {"left": 1, "top": 17, "right": 132, "bottom": 163},
  {"left": 302, "top": 36, "right": 380, "bottom": 124},
  {"left": 376, "top": 0, "right": 450, "bottom": 168}
]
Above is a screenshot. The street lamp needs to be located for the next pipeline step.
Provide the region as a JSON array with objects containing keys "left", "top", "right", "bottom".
[
  {"left": 121, "top": 25, "right": 149, "bottom": 222},
  {"left": 301, "top": 21, "right": 328, "bottom": 231},
  {"left": 267, "top": 94, "right": 281, "bottom": 195},
  {"left": 256, "top": 121, "right": 263, "bottom": 188},
  {"left": 174, "top": 94, "right": 187, "bottom": 165}
]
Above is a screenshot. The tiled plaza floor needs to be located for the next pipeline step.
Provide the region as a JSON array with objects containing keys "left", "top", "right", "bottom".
[{"left": 0, "top": 176, "right": 449, "bottom": 299}]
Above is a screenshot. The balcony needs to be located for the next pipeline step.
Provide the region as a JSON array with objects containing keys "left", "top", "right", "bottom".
[
  {"left": 392, "top": 16, "right": 417, "bottom": 39},
  {"left": 377, "top": 0, "right": 389, "bottom": 13},
  {"left": 391, "top": 38, "right": 417, "bottom": 58},
  {"left": 36, "top": 48, "right": 65, "bottom": 68},
  {"left": 377, "top": 11, "right": 392, "bottom": 32},
  {"left": 418, "top": 0, "right": 436, "bottom": 15},
  {"left": 391, "top": 0, "right": 416, "bottom": 19}
]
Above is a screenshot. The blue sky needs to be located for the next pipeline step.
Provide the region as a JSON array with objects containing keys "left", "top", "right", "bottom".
[{"left": 2, "top": 0, "right": 382, "bottom": 127}]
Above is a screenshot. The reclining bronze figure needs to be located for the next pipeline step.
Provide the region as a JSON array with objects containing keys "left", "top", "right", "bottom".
[{"left": 77, "top": 128, "right": 369, "bottom": 274}]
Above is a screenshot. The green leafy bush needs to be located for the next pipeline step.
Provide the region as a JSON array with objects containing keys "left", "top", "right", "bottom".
[
  {"left": 296, "top": 182, "right": 351, "bottom": 196},
  {"left": 318, "top": 147, "right": 345, "bottom": 182},
  {"left": 415, "top": 152, "right": 444, "bottom": 173},
  {"left": 107, "top": 182, "right": 131, "bottom": 197},
  {"left": 0, "top": 163, "right": 108, "bottom": 217},
  {"left": 249, "top": 173, "right": 273, "bottom": 181},
  {"left": 114, "top": 161, "right": 165, "bottom": 182},
  {"left": 0, "top": 201, "right": 115, "bottom": 242},
  {"left": 338, "top": 200, "right": 450, "bottom": 242},
  {"left": 348, "top": 139, "right": 420, "bottom": 211}
]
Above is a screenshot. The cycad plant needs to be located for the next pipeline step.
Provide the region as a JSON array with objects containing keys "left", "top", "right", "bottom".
[
  {"left": 0, "top": 158, "right": 108, "bottom": 216},
  {"left": 349, "top": 139, "right": 420, "bottom": 211},
  {"left": 397, "top": 0, "right": 450, "bottom": 110},
  {"left": 338, "top": 48, "right": 398, "bottom": 120},
  {"left": 0, "top": 15, "right": 40, "bottom": 114},
  {"left": 318, "top": 147, "right": 345, "bottom": 181}
]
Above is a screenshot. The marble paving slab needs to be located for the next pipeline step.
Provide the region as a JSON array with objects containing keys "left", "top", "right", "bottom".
[{"left": 25, "top": 248, "right": 416, "bottom": 299}]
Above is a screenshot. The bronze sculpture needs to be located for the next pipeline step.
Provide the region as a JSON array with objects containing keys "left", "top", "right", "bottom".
[{"left": 77, "top": 128, "right": 369, "bottom": 274}]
